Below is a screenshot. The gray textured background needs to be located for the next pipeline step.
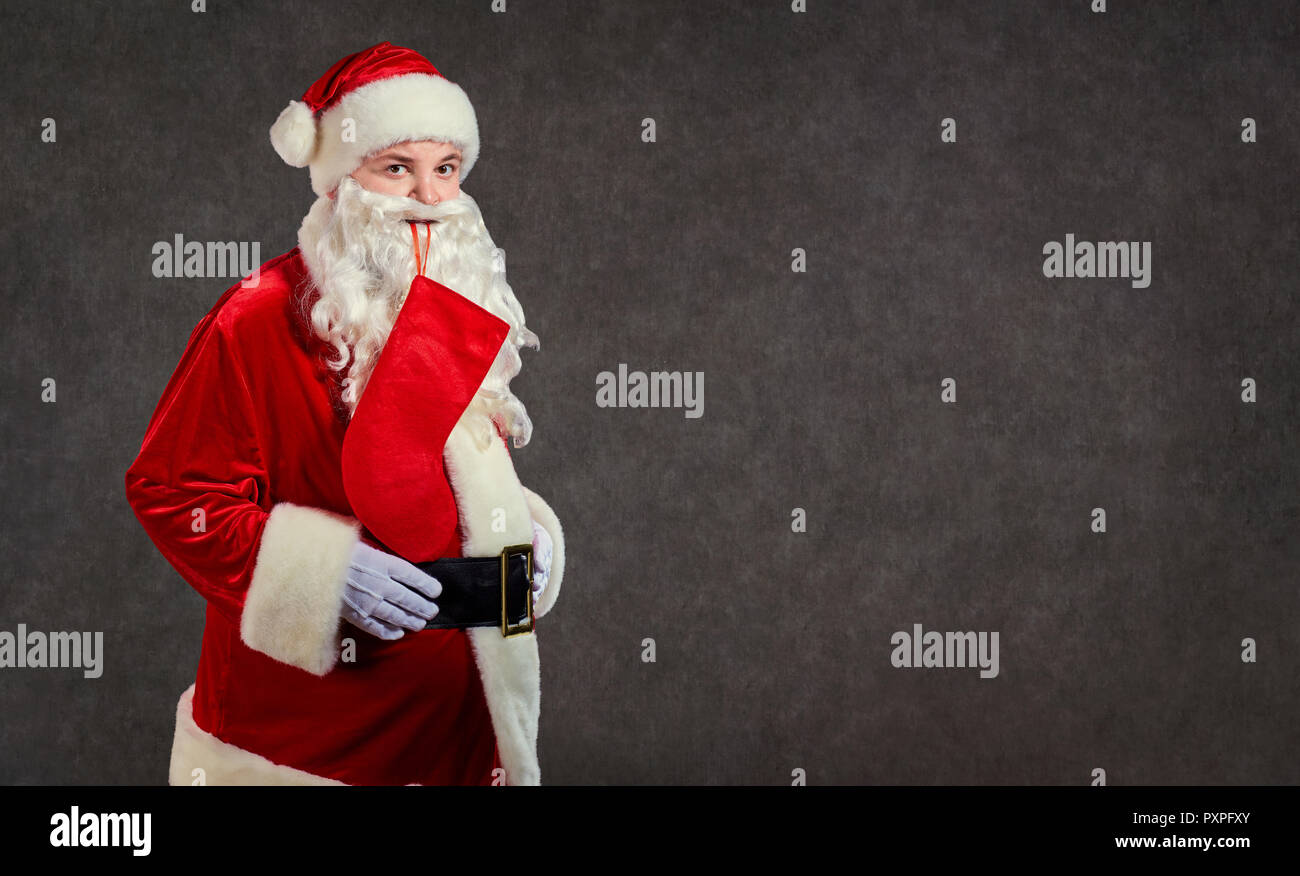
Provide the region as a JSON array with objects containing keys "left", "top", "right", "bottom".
[{"left": 1, "top": 0, "right": 1297, "bottom": 784}]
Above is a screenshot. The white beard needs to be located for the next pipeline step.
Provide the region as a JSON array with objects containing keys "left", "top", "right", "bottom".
[{"left": 297, "top": 176, "right": 540, "bottom": 449}]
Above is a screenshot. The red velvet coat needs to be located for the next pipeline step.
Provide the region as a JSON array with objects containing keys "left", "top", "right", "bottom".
[{"left": 125, "top": 248, "right": 565, "bottom": 785}]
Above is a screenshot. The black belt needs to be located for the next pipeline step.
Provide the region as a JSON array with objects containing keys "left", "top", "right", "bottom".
[{"left": 416, "top": 543, "right": 535, "bottom": 637}]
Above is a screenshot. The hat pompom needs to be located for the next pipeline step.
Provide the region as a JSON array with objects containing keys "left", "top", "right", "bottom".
[{"left": 269, "top": 100, "right": 318, "bottom": 167}]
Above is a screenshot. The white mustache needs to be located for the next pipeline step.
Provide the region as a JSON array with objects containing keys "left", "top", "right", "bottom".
[{"left": 335, "top": 176, "right": 474, "bottom": 227}]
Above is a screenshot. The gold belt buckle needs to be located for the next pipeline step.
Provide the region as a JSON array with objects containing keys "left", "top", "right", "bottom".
[{"left": 500, "top": 543, "right": 535, "bottom": 638}]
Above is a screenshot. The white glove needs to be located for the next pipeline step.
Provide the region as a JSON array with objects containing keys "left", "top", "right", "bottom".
[
  {"left": 342, "top": 541, "right": 442, "bottom": 640},
  {"left": 530, "top": 519, "right": 552, "bottom": 602}
]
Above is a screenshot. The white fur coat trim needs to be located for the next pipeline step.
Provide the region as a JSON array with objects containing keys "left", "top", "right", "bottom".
[
  {"left": 444, "top": 416, "right": 565, "bottom": 787},
  {"left": 168, "top": 684, "right": 345, "bottom": 786}
]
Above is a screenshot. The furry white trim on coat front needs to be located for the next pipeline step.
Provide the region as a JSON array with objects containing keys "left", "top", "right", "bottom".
[
  {"left": 168, "top": 684, "right": 345, "bottom": 786},
  {"left": 240, "top": 501, "right": 362, "bottom": 677},
  {"left": 308, "top": 73, "right": 480, "bottom": 197},
  {"left": 443, "top": 415, "right": 565, "bottom": 787}
]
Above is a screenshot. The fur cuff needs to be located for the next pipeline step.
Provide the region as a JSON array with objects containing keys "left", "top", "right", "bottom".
[
  {"left": 240, "top": 502, "right": 361, "bottom": 676},
  {"left": 521, "top": 486, "right": 564, "bottom": 619}
]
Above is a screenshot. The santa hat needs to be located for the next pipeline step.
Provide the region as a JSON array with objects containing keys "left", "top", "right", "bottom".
[{"left": 269, "top": 42, "right": 480, "bottom": 196}]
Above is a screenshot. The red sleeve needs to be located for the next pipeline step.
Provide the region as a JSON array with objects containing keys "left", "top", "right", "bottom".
[{"left": 124, "top": 312, "right": 271, "bottom": 626}]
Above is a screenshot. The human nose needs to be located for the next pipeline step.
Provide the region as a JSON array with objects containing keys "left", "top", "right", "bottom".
[{"left": 412, "top": 175, "right": 440, "bottom": 205}]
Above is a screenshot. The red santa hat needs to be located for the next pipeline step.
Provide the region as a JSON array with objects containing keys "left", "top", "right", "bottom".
[{"left": 269, "top": 42, "right": 480, "bottom": 196}]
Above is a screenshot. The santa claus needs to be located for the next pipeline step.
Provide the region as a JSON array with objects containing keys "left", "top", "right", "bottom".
[{"left": 124, "top": 42, "right": 565, "bottom": 786}]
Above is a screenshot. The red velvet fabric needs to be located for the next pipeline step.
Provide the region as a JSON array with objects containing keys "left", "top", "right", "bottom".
[
  {"left": 125, "top": 249, "right": 506, "bottom": 785},
  {"left": 301, "top": 42, "right": 444, "bottom": 115},
  {"left": 343, "top": 275, "right": 510, "bottom": 562}
]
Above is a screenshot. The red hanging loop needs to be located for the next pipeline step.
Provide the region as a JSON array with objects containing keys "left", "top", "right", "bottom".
[{"left": 408, "top": 221, "right": 430, "bottom": 277}]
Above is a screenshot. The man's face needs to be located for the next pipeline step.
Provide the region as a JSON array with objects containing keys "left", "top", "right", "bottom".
[
  {"left": 301, "top": 140, "right": 537, "bottom": 441},
  {"left": 348, "top": 139, "right": 462, "bottom": 204}
]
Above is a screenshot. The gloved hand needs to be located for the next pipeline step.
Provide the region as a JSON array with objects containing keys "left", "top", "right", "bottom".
[
  {"left": 342, "top": 540, "right": 442, "bottom": 640},
  {"left": 530, "top": 519, "right": 552, "bottom": 603}
]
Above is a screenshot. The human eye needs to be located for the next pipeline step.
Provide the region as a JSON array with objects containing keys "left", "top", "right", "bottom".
[
  {"left": 385, "top": 164, "right": 409, "bottom": 176},
  {"left": 437, "top": 162, "right": 458, "bottom": 177}
]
